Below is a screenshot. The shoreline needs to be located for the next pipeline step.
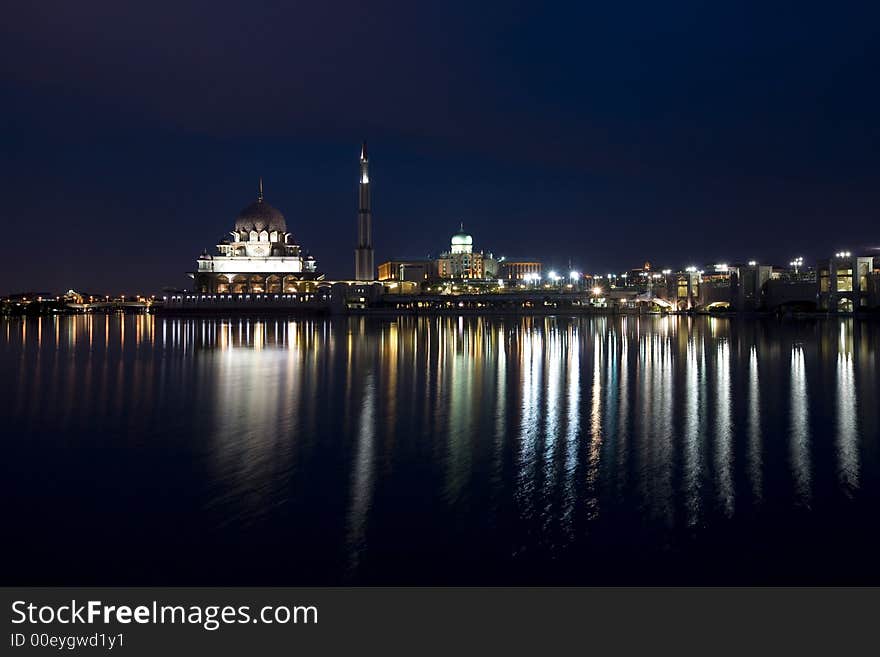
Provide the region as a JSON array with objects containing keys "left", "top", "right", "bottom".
[{"left": 3, "top": 308, "right": 879, "bottom": 320}]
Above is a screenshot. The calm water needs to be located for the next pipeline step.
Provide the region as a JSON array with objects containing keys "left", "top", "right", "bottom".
[{"left": 2, "top": 314, "right": 879, "bottom": 584}]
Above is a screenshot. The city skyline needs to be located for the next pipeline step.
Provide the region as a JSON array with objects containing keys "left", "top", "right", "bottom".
[
  {"left": 1, "top": 143, "right": 879, "bottom": 296},
  {"left": 2, "top": 2, "right": 879, "bottom": 293}
]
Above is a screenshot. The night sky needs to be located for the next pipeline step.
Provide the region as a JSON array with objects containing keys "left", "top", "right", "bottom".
[{"left": 2, "top": 1, "right": 879, "bottom": 293}]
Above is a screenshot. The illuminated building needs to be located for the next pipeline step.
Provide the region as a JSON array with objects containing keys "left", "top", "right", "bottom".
[
  {"left": 377, "top": 259, "right": 432, "bottom": 282},
  {"left": 817, "top": 252, "right": 874, "bottom": 312},
  {"left": 354, "top": 142, "right": 375, "bottom": 280},
  {"left": 434, "top": 225, "right": 498, "bottom": 279},
  {"left": 191, "top": 179, "right": 321, "bottom": 294},
  {"left": 498, "top": 258, "right": 542, "bottom": 281},
  {"left": 667, "top": 268, "right": 702, "bottom": 311}
]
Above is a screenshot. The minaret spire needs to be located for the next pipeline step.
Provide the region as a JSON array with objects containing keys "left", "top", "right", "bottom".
[
  {"left": 258, "top": 177, "right": 264, "bottom": 202},
  {"left": 354, "top": 141, "right": 374, "bottom": 280}
]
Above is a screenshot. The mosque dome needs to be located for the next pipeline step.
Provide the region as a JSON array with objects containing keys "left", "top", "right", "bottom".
[
  {"left": 235, "top": 199, "right": 287, "bottom": 233},
  {"left": 234, "top": 179, "right": 288, "bottom": 233},
  {"left": 451, "top": 226, "right": 473, "bottom": 247}
]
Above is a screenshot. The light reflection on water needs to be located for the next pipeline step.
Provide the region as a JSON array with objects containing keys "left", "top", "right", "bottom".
[
  {"left": 2, "top": 314, "right": 879, "bottom": 584},
  {"left": 790, "top": 344, "right": 812, "bottom": 507}
]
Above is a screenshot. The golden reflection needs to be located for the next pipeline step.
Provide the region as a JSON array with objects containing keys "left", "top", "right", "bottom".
[
  {"left": 6, "top": 312, "right": 880, "bottom": 567},
  {"left": 445, "top": 319, "right": 474, "bottom": 502}
]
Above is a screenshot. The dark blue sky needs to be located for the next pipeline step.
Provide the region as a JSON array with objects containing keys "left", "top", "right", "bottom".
[{"left": 2, "top": 1, "right": 878, "bottom": 293}]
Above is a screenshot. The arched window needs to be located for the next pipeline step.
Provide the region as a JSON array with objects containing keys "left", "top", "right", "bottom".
[
  {"left": 231, "top": 275, "right": 248, "bottom": 294},
  {"left": 249, "top": 230, "right": 258, "bottom": 242},
  {"left": 259, "top": 230, "right": 269, "bottom": 242}
]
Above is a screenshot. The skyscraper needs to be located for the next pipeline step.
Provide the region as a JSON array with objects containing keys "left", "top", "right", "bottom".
[{"left": 354, "top": 141, "right": 374, "bottom": 280}]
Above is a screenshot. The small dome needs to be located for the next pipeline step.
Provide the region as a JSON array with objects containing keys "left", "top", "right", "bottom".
[{"left": 235, "top": 198, "right": 287, "bottom": 233}]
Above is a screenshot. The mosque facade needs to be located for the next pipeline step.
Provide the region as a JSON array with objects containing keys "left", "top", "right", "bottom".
[{"left": 191, "top": 180, "right": 321, "bottom": 294}]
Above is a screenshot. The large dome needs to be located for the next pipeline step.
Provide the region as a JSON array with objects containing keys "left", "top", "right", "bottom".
[
  {"left": 235, "top": 198, "right": 287, "bottom": 233},
  {"left": 451, "top": 226, "right": 472, "bottom": 246}
]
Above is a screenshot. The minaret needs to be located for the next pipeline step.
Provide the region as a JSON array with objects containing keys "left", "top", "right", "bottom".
[{"left": 354, "top": 141, "right": 374, "bottom": 280}]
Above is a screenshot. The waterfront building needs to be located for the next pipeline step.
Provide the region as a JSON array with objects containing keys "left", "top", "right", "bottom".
[
  {"left": 701, "top": 262, "right": 778, "bottom": 311},
  {"left": 697, "top": 263, "right": 736, "bottom": 309},
  {"left": 377, "top": 259, "right": 432, "bottom": 282},
  {"left": 732, "top": 262, "right": 773, "bottom": 310},
  {"left": 434, "top": 225, "right": 498, "bottom": 280},
  {"left": 191, "top": 180, "right": 321, "bottom": 294},
  {"left": 665, "top": 268, "right": 702, "bottom": 311},
  {"left": 497, "top": 257, "right": 542, "bottom": 281},
  {"left": 354, "top": 141, "right": 375, "bottom": 280},
  {"left": 817, "top": 252, "right": 874, "bottom": 312}
]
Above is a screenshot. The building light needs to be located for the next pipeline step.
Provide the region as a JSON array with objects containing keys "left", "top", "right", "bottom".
[{"left": 748, "top": 260, "right": 757, "bottom": 266}]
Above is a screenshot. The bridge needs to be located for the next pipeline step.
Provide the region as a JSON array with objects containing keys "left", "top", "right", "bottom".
[{"left": 64, "top": 300, "right": 151, "bottom": 312}]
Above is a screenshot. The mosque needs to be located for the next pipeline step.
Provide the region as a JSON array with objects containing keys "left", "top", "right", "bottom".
[
  {"left": 191, "top": 180, "right": 322, "bottom": 294},
  {"left": 434, "top": 224, "right": 497, "bottom": 279}
]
